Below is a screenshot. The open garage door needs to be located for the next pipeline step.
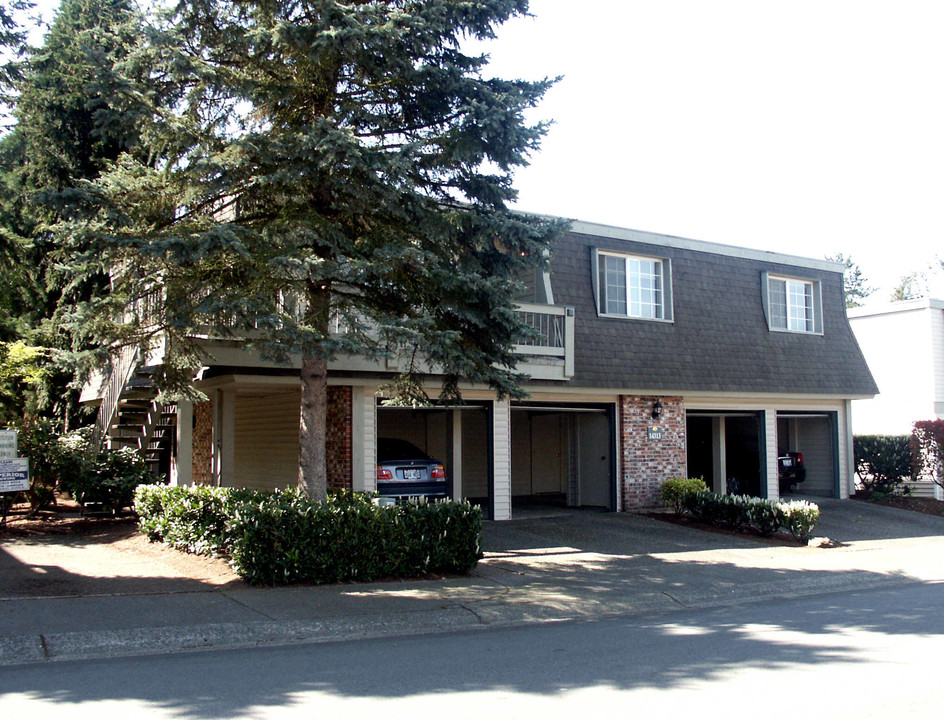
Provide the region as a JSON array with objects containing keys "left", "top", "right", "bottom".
[
  {"left": 777, "top": 412, "right": 838, "bottom": 498},
  {"left": 376, "top": 403, "right": 491, "bottom": 510},
  {"left": 686, "top": 411, "right": 765, "bottom": 497},
  {"left": 511, "top": 403, "right": 616, "bottom": 512}
]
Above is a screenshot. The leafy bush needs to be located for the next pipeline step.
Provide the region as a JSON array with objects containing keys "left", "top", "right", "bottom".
[
  {"left": 682, "top": 491, "right": 723, "bottom": 525},
  {"left": 135, "top": 484, "right": 265, "bottom": 554},
  {"left": 854, "top": 435, "right": 913, "bottom": 496},
  {"left": 777, "top": 500, "right": 821, "bottom": 543},
  {"left": 661, "top": 477, "right": 708, "bottom": 515},
  {"left": 746, "top": 497, "right": 781, "bottom": 536},
  {"left": 911, "top": 420, "right": 944, "bottom": 490},
  {"left": 9, "top": 417, "right": 61, "bottom": 511},
  {"left": 676, "top": 485, "right": 820, "bottom": 544},
  {"left": 134, "top": 485, "right": 483, "bottom": 585}
]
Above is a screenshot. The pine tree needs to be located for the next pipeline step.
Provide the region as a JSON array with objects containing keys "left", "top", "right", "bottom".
[
  {"left": 0, "top": 0, "right": 148, "bottom": 422},
  {"left": 58, "top": 0, "right": 566, "bottom": 500},
  {"left": 827, "top": 253, "right": 875, "bottom": 308}
]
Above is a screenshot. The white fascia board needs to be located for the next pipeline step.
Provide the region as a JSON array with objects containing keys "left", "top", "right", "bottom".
[
  {"left": 847, "top": 297, "right": 944, "bottom": 319},
  {"left": 565, "top": 219, "right": 844, "bottom": 274}
]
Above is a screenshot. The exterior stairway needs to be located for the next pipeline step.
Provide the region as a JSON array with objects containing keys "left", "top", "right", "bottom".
[{"left": 92, "top": 349, "right": 176, "bottom": 478}]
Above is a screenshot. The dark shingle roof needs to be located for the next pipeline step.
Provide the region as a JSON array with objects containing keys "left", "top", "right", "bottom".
[{"left": 548, "top": 229, "right": 878, "bottom": 396}]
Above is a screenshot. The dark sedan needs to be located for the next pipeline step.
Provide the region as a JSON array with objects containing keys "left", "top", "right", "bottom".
[{"left": 376, "top": 438, "right": 449, "bottom": 500}]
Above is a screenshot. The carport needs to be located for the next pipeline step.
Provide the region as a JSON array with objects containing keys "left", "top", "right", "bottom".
[
  {"left": 777, "top": 412, "right": 839, "bottom": 498},
  {"left": 376, "top": 403, "right": 491, "bottom": 509},
  {"left": 510, "top": 402, "right": 616, "bottom": 512},
  {"left": 686, "top": 411, "right": 765, "bottom": 497}
]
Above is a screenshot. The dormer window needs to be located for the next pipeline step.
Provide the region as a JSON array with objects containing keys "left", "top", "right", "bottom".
[
  {"left": 593, "top": 249, "right": 673, "bottom": 321},
  {"left": 763, "top": 273, "right": 822, "bottom": 334}
]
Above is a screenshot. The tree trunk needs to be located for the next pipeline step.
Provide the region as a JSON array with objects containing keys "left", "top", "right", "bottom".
[
  {"left": 298, "top": 351, "right": 328, "bottom": 501},
  {"left": 298, "top": 284, "right": 331, "bottom": 501}
]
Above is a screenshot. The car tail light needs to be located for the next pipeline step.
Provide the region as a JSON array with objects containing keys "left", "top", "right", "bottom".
[
  {"left": 431, "top": 464, "right": 446, "bottom": 479},
  {"left": 377, "top": 466, "right": 393, "bottom": 480},
  {"left": 796, "top": 453, "right": 803, "bottom": 463}
]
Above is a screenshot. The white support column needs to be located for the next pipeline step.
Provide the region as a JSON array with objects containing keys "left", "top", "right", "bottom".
[
  {"left": 492, "top": 398, "right": 512, "bottom": 520},
  {"left": 172, "top": 400, "right": 193, "bottom": 487},
  {"left": 763, "top": 408, "right": 779, "bottom": 499},
  {"left": 351, "top": 386, "right": 377, "bottom": 493},
  {"left": 840, "top": 400, "right": 854, "bottom": 498},
  {"left": 451, "top": 409, "right": 463, "bottom": 500},
  {"left": 213, "top": 389, "right": 236, "bottom": 488},
  {"left": 712, "top": 416, "right": 726, "bottom": 494}
]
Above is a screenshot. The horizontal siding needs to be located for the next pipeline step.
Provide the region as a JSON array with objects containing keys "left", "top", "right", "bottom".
[{"left": 234, "top": 392, "right": 300, "bottom": 491}]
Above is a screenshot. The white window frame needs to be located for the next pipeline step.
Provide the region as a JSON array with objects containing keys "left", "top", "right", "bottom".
[
  {"left": 592, "top": 249, "right": 673, "bottom": 322},
  {"left": 762, "top": 272, "right": 823, "bottom": 334}
]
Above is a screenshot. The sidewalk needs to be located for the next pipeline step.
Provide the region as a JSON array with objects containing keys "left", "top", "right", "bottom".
[{"left": 2, "top": 499, "right": 944, "bottom": 666}]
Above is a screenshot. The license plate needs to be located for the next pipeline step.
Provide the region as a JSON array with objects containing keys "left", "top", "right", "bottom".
[
  {"left": 402, "top": 469, "right": 422, "bottom": 480},
  {"left": 782, "top": 458, "right": 793, "bottom": 467}
]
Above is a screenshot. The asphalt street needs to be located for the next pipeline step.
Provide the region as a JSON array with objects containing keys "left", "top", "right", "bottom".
[{"left": 2, "top": 581, "right": 942, "bottom": 719}]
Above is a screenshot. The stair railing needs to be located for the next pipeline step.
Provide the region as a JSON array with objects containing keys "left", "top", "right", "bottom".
[{"left": 92, "top": 344, "right": 140, "bottom": 451}]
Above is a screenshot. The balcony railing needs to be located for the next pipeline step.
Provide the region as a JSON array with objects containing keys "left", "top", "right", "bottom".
[{"left": 514, "top": 302, "right": 575, "bottom": 379}]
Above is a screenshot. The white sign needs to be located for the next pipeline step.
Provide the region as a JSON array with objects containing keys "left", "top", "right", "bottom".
[
  {"left": 0, "top": 457, "right": 29, "bottom": 493},
  {"left": 0, "top": 430, "right": 16, "bottom": 460}
]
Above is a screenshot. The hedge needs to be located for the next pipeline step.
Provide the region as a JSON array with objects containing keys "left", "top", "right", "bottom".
[
  {"left": 666, "top": 481, "right": 820, "bottom": 543},
  {"left": 853, "top": 435, "right": 913, "bottom": 496},
  {"left": 134, "top": 485, "right": 483, "bottom": 585}
]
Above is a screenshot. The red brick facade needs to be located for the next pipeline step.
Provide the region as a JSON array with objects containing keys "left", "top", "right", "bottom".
[
  {"left": 619, "top": 395, "right": 686, "bottom": 509},
  {"left": 192, "top": 401, "right": 213, "bottom": 485},
  {"left": 326, "top": 385, "right": 353, "bottom": 491}
]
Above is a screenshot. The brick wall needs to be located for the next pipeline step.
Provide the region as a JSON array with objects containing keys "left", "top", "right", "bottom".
[
  {"left": 326, "top": 385, "right": 353, "bottom": 491},
  {"left": 620, "top": 395, "right": 686, "bottom": 509},
  {"left": 192, "top": 401, "right": 213, "bottom": 485}
]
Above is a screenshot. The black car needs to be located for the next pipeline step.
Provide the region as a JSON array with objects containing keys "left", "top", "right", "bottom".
[
  {"left": 778, "top": 451, "right": 806, "bottom": 494},
  {"left": 376, "top": 438, "right": 448, "bottom": 500}
]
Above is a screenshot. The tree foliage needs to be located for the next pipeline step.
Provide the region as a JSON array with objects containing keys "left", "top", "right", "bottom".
[
  {"left": 826, "top": 253, "right": 874, "bottom": 308},
  {"left": 56, "top": 0, "right": 566, "bottom": 499},
  {"left": 0, "top": 0, "right": 149, "bottom": 424},
  {"left": 911, "top": 420, "right": 944, "bottom": 490},
  {"left": 890, "top": 271, "right": 927, "bottom": 302}
]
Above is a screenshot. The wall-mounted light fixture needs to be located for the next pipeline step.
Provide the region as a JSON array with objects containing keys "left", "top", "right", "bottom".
[{"left": 651, "top": 399, "right": 663, "bottom": 420}]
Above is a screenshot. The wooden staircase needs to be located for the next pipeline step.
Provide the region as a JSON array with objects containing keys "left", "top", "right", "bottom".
[{"left": 93, "top": 354, "right": 177, "bottom": 478}]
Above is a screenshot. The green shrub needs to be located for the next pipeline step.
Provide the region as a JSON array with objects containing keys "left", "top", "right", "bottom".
[
  {"left": 911, "top": 420, "right": 944, "bottom": 491},
  {"left": 746, "top": 497, "right": 781, "bottom": 536},
  {"left": 678, "top": 488, "right": 820, "bottom": 544},
  {"left": 682, "top": 490, "right": 722, "bottom": 524},
  {"left": 134, "top": 484, "right": 264, "bottom": 554},
  {"left": 661, "top": 477, "right": 708, "bottom": 515},
  {"left": 718, "top": 494, "right": 752, "bottom": 530},
  {"left": 134, "top": 485, "right": 483, "bottom": 585},
  {"left": 854, "top": 435, "right": 913, "bottom": 496},
  {"left": 69, "top": 447, "right": 159, "bottom": 512},
  {"left": 8, "top": 417, "right": 62, "bottom": 511},
  {"left": 777, "top": 500, "right": 821, "bottom": 543}
]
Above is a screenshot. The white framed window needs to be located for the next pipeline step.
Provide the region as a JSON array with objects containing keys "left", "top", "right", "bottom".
[
  {"left": 593, "top": 249, "right": 672, "bottom": 321},
  {"left": 763, "top": 273, "right": 822, "bottom": 334}
]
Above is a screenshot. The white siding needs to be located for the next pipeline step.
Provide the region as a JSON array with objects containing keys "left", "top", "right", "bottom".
[
  {"left": 764, "top": 408, "right": 779, "bottom": 500},
  {"left": 932, "top": 308, "right": 944, "bottom": 416},
  {"left": 493, "top": 399, "right": 511, "bottom": 520},
  {"left": 352, "top": 386, "right": 376, "bottom": 492},
  {"left": 850, "top": 306, "right": 935, "bottom": 435},
  {"left": 233, "top": 392, "right": 300, "bottom": 490}
]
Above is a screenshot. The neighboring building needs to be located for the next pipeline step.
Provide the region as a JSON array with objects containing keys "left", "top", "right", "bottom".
[
  {"left": 82, "top": 220, "right": 877, "bottom": 519},
  {"left": 848, "top": 298, "right": 944, "bottom": 436}
]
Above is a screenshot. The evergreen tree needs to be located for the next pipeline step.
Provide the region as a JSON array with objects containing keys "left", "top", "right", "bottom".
[
  {"left": 58, "top": 0, "right": 565, "bottom": 500},
  {"left": 826, "top": 253, "right": 875, "bottom": 309},
  {"left": 0, "top": 0, "right": 148, "bottom": 423}
]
